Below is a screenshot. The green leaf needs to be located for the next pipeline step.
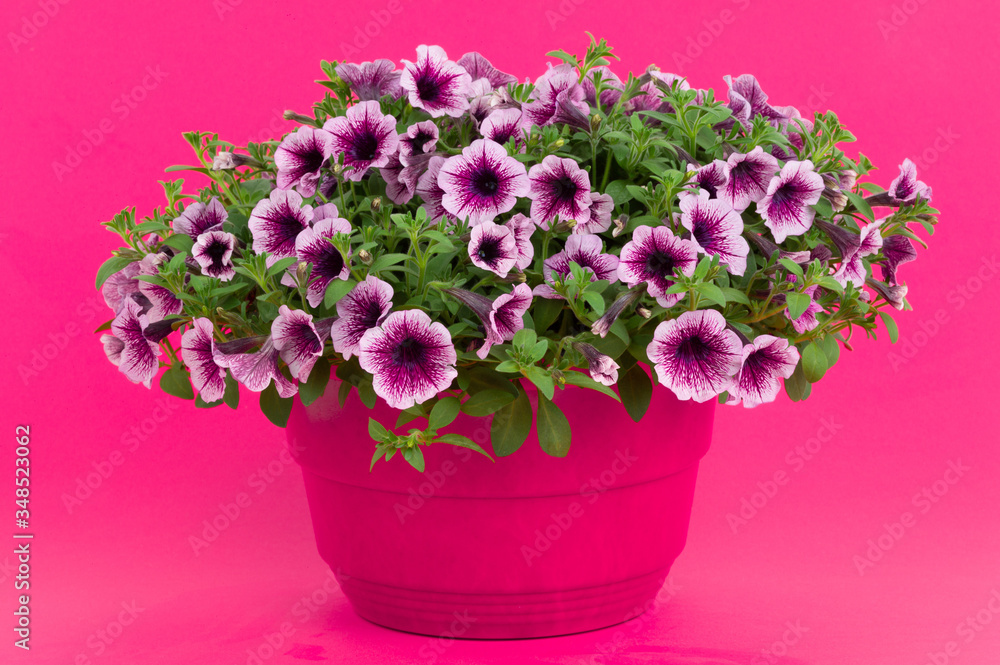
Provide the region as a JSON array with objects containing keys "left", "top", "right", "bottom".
[
  {"left": 778, "top": 258, "right": 804, "bottom": 277},
  {"left": 783, "top": 362, "right": 811, "bottom": 402},
  {"left": 528, "top": 338, "right": 549, "bottom": 363},
  {"left": 531, "top": 297, "right": 564, "bottom": 334},
  {"left": 194, "top": 393, "right": 223, "bottom": 409},
  {"left": 222, "top": 371, "right": 240, "bottom": 409},
  {"left": 323, "top": 278, "right": 356, "bottom": 309},
  {"left": 95, "top": 256, "right": 135, "bottom": 290},
  {"left": 801, "top": 342, "right": 829, "bottom": 383},
  {"left": 436, "top": 433, "right": 493, "bottom": 460},
  {"left": 536, "top": 393, "right": 571, "bottom": 457},
  {"left": 878, "top": 310, "right": 899, "bottom": 343},
  {"left": 368, "top": 418, "right": 389, "bottom": 441},
  {"left": 260, "top": 384, "right": 294, "bottom": 427},
  {"left": 845, "top": 191, "right": 875, "bottom": 221},
  {"left": 369, "top": 253, "right": 410, "bottom": 273},
  {"left": 298, "top": 357, "right": 331, "bottom": 407},
  {"left": 160, "top": 366, "right": 194, "bottom": 400},
  {"left": 358, "top": 381, "right": 377, "bottom": 408},
  {"left": 561, "top": 370, "right": 620, "bottom": 402},
  {"left": 619, "top": 364, "right": 652, "bottom": 422},
  {"left": 512, "top": 327, "right": 537, "bottom": 349},
  {"left": 812, "top": 196, "right": 834, "bottom": 219},
  {"left": 605, "top": 179, "right": 632, "bottom": 205},
  {"left": 267, "top": 256, "right": 299, "bottom": 278},
  {"left": 720, "top": 287, "right": 751, "bottom": 306},
  {"left": 464, "top": 367, "right": 519, "bottom": 396},
  {"left": 461, "top": 389, "right": 516, "bottom": 417},
  {"left": 93, "top": 318, "right": 114, "bottom": 334},
  {"left": 401, "top": 446, "right": 425, "bottom": 472},
  {"left": 490, "top": 387, "right": 532, "bottom": 457},
  {"left": 160, "top": 233, "right": 194, "bottom": 253},
  {"left": 817, "top": 276, "right": 845, "bottom": 294},
  {"left": 524, "top": 366, "right": 555, "bottom": 400},
  {"left": 695, "top": 282, "right": 726, "bottom": 307},
  {"left": 785, "top": 292, "right": 811, "bottom": 320},
  {"left": 818, "top": 335, "right": 840, "bottom": 367},
  {"left": 428, "top": 396, "right": 461, "bottom": 430}
]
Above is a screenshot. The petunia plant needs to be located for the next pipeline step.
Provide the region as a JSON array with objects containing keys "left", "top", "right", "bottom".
[{"left": 94, "top": 35, "right": 939, "bottom": 471}]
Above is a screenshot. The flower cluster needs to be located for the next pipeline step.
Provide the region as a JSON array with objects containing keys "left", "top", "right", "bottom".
[{"left": 94, "top": 37, "right": 938, "bottom": 470}]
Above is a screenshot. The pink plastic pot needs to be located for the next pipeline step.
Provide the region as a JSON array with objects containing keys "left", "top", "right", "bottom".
[{"left": 287, "top": 376, "right": 714, "bottom": 639}]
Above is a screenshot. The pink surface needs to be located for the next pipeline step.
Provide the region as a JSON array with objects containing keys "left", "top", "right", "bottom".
[
  {"left": 290, "top": 377, "right": 712, "bottom": 638},
  {"left": 2, "top": 0, "right": 998, "bottom": 663}
]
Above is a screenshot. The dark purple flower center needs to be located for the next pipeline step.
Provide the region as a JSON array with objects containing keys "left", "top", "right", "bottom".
[
  {"left": 316, "top": 247, "right": 345, "bottom": 278},
  {"left": 492, "top": 127, "right": 515, "bottom": 145},
  {"left": 553, "top": 176, "right": 578, "bottom": 202},
  {"left": 204, "top": 239, "right": 228, "bottom": 267},
  {"left": 471, "top": 167, "right": 500, "bottom": 198},
  {"left": 691, "top": 225, "right": 713, "bottom": 249},
  {"left": 677, "top": 335, "right": 713, "bottom": 364},
  {"left": 363, "top": 301, "right": 384, "bottom": 326},
  {"left": 698, "top": 178, "right": 718, "bottom": 198},
  {"left": 349, "top": 130, "right": 380, "bottom": 162},
  {"left": 409, "top": 131, "right": 434, "bottom": 155},
  {"left": 392, "top": 336, "right": 426, "bottom": 367},
  {"left": 645, "top": 250, "right": 676, "bottom": 277},
  {"left": 476, "top": 237, "right": 502, "bottom": 263},
  {"left": 416, "top": 72, "right": 441, "bottom": 103}
]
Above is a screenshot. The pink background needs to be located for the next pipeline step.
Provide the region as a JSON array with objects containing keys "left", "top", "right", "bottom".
[{"left": 3, "top": 0, "right": 998, "bottom": 663}]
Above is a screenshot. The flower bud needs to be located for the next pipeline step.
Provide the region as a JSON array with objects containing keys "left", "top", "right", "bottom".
[
  {"left": 283, "top": 110, "right": 315, "bottom": 125},
  {"left": 637, "top": 306, "right": 652, "bottom": 319},
  {"left": 554, "top": 139, "right": 565, "bottom": 148},
  {"left": 370, "top": 196, "right": 382, "bottom": 212},
  {"left": 211, "top": 152, "right": 259, "bottom": 171},
  {"left": 359, "top": 249, "right": 373, "bottom": 265},
  {"left": 295, "top": 261, "right": 310, "bottom": 286},
  {"left": 612, "top": 215, "right": 628, "bottom": 238},
  {"left": 590, "top": 114, "right": 602, "bottom": 132}
]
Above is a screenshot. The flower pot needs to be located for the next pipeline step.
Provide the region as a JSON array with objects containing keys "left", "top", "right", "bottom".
[{"left": 287, "top": 375, "right": 714, "bottom": 639}]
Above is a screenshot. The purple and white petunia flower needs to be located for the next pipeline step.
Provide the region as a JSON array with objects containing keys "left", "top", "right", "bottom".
[
  {"left": 398, "top": 120, "right": 439, "bottom": 166},
  {"left": 416, "top": 155, "right": 450, "bottom": 224},
  {"left": 136, "top": 253, "right": 183, "bottom": 322},
  {"left": 111, "top": 297, "right": 161, "bottom": 388},
  {"left": 505, "top": 213, "right": 535, "bottom": 270},
  {"left": 527, "top": 155, "right": 593, "bottom": 228},
  {"left": 522, "top": 64, "right": 583, "bottom": 126},
  {"left": 438, "top": 139, "right": 529, "bottom": 225},
  {"left": 720, "top": 147, "right": 779, "bottom": 212},
  {"left": 192, "top": 230, "right": 237, "bottom": 281},
  {"left": 684, "top": 160, "right": 730, "bottom": 200},
  {"left": 445, "top": 284, "right": 533, "bottom": 359},
  {"left": 648, "top": 309, "right": 742, "bottom": 402},
  {"left": 213, "top": 337, "right": 297, "bottom": 397},
  {"left": 380, "top": 151, "right": 418, "bottom": 205},
  {"left": 726, "top": 335, "right": 800, "bottom": 408},
  {"left": 248, "top": 189, "right": 313, "bottom": 266},
  {"left": 271, "top": 306, "right": 324, "bottom": 383},
  {"left": 400, "top": 45, "right": 473, "bottom": 118},
  {"left": 617, "top": 225, "right": 698, "bottom": 307},
  {"left": 832, "top": 222, "right": 883, "bottom": 288},
  {"left": 888, "top": 158, "right": 932, "bottom": 203},
  {"left": 573, "top": 342, "right": 620, "bottom": 386},
  {"left": 274, "top": 126, "right": 334, "bottom": 197},
  {"left": 757, "top": 160, "right": 825, "bottom": 243},
  {"left": 724, "top": 74, "right": 787, "bottom": 126},
  {"left": 322, "top": 100, "right": 399, "bottom": 181},
  {"left": 574, "top": 192, "right": 614, "bottom": 235},
  {"left": 679, "top": 190, "right": 750, "bottom": 276},
  {"left": 101, "top": 333, "right": 125, "bottom": 367},
  {"left": 294, "top": 216, "right": 352, "bottom": 307},
  {"left": 335, "top": 59, "right": 403, "bottom": 101},
  {"left": 784, "top": 278, "right": 824, "bottom": 334},
  {"left": 457, "top": 51, "right": 518, "bottom": 89},
  {"left": 880, "top": 234, "right": 917, "bottom": 286},
  {"left": 181, "top": 317, "right": 226, "bottom": 402},
  {"left": 479, "top": 108, "right": 530, "bottom": 151},
  {"left": 549, "top": 85, "right": 591, "bottom": 132},
  {"left": 468, "top": 221, "right": 519, "bottom": 277},
  {"left": 535, "top": 234, "right": 620, "bottom": 299},
  {"left": 467, "top": 78, "right": 497, "bottom": 125},
  {"left": 102, "top": 261, "right": 141, "bottom": 313},
  {"left": 173, "top": 197, "right": 228, "bottom": 240},
  {"left": 358, "top": 309, "right": 458, "bottom": 410},
  {"left": 867, "top": 278, "right": 908, "bottom": 310},
  {"left": 329, "top": 276, "right": 394, "bottom": 360}
]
